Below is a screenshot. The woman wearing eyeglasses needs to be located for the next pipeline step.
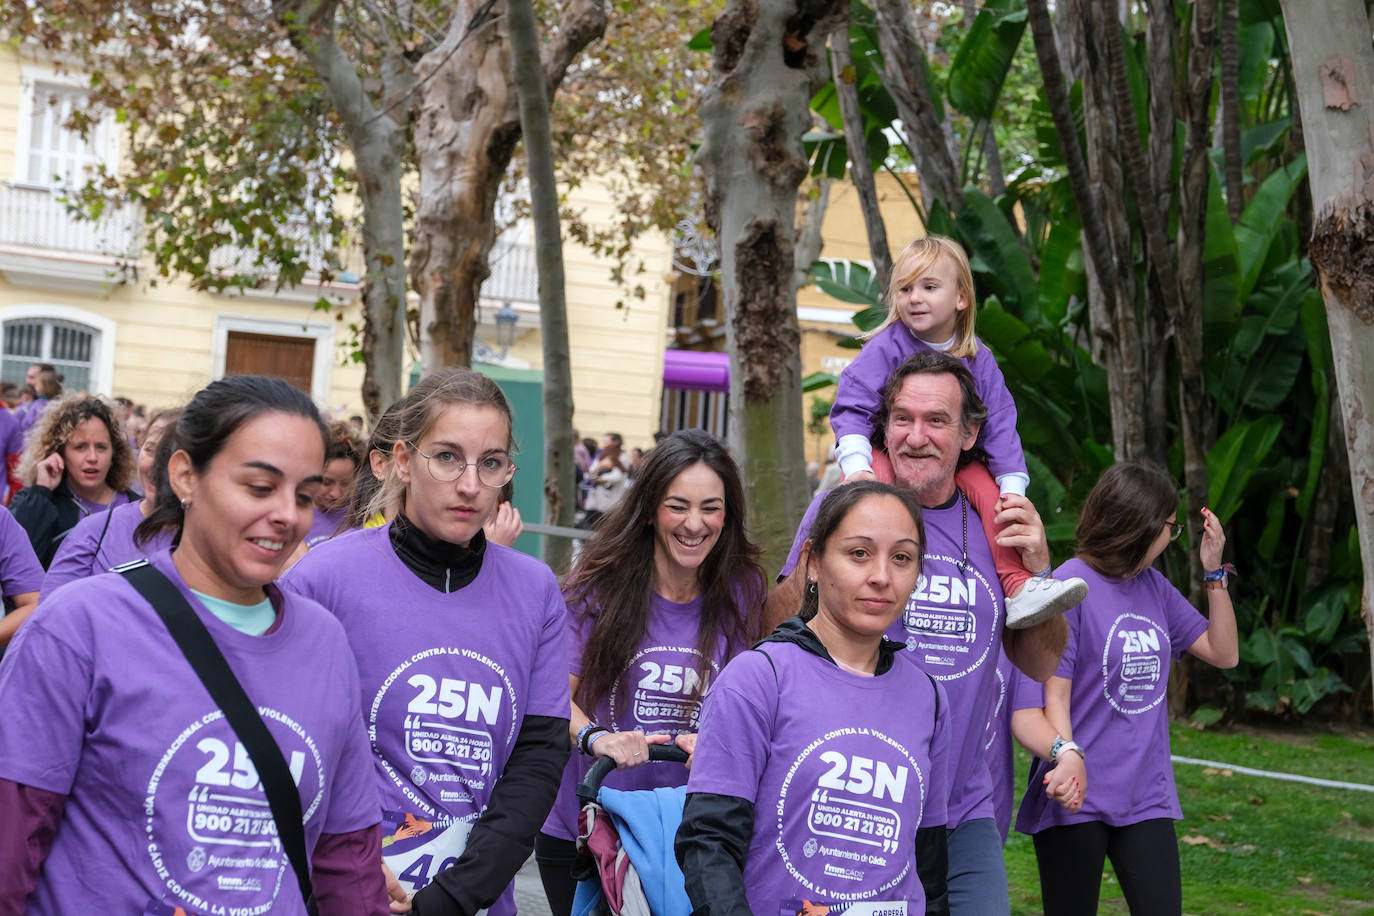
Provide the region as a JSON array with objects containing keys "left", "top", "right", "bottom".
[
  {"left": 284, "top": 368, "right": 570, "bottom": 916},
  {"left": 1009, "top": 462, "right": 1238, "bottom": 915}
]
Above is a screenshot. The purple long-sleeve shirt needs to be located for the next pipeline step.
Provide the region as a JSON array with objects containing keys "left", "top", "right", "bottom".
[{"left": 829, "top": 322, "right": 1028, "bottom": 487}]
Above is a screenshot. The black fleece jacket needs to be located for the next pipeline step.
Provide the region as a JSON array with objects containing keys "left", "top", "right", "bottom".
[
  {"left": 674, "top": 617, "right": 949, "bottom": 916},
  {"left": 386, "top": 514, "right": 571, "bottom": 916}
]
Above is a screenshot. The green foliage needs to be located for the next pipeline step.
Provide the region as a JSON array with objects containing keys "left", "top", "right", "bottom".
[{"left": 809, "top": 0, "right": 1366, "bottom": 720}]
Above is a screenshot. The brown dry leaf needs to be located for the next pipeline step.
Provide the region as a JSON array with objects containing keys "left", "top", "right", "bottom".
[
  {"left": 1249, "top": 795, "right": 1265, "bottom": 806},
  {"left": 1297, "top": 876, "right": 1313, "bottom": 885},
  {"left": 1203, "top": 767, "right": 1234, "bottom": 778},
  {"left": 1206, "top": 814, "right": 1233, "bottom": 822},
  {"left": 1180, "top": 834, "right": 1222, "bottom": 849}
]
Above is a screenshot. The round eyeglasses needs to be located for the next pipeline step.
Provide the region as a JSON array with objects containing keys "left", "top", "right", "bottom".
[
  {"left": 411, "top": 446, "right": 517, "bottom": 487},
  {"left": 1166, "top": 520, "right": 1183, "bottom": 541}
]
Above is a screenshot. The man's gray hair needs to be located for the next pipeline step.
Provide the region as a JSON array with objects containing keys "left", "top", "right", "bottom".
[{"left": 874, "top": 350, "right": 989, "bottom": 445}]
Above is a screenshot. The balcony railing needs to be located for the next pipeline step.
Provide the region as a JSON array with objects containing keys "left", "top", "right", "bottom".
[
  {"left": 0, "top": 180, "right": 539, "bottom": 303},
  {"left": 484, "top": 237, "right": 538, "bottom": 305},
  {"left": 0, "top": 181, "right": 141, "bottom": 258}
]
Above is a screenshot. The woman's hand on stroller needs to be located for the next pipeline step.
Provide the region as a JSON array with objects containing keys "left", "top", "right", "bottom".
[
  {"left": 672, "top": 732, "right": 698, "bottom": 768},
  {"left": 592, "top": 730, "right": 672, "bottom": 768}
]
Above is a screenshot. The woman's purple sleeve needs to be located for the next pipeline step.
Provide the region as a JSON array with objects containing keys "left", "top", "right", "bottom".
[
  {"left": 0, "top": 779, "right": 65, "bottom": 916},
  {"left": 311, "top": 823, "right": 389, "bottom": 916}
]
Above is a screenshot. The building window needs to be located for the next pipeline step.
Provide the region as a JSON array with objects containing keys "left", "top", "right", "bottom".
[
  {"left": 1, "top": 318, "right": 98, "bottom": 393},
  {"left": 23, "top": 82, "right": 110, "bottom": 188}
]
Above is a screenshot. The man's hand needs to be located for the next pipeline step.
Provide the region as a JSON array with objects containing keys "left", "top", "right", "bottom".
[{"left": 993, "top": 494, "right": 1050, "bottom": 575}]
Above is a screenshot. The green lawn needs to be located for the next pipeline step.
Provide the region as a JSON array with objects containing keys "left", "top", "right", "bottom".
[{"left": 1005, "top": 722, "right": 1374, "bottom": 915}]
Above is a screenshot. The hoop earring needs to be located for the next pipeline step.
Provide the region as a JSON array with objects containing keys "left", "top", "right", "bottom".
[
  {"left": 180, "top": 497, "right": 192, "bottom": 510},
  {"left": 806, "top": 580, "right": 817, "bottom": 597}
]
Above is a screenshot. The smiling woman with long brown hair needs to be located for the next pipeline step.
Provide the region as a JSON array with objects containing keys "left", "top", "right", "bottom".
[{"left": 534, "top": 428, "right": 767, "bottom": 916}]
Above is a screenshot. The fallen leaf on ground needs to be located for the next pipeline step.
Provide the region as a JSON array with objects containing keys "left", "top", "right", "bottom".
[
  {"left": 1203, "top": 767, "right": 1234, "bottom": 777},
  {"left": 1180, "top": 834, "right": 1222, "bottom": 849},
  {"left": 1297, "top": 876, "right": 1312, "bottom": 885},
  {"left": 1206, "top": 814, "right": 1233, "bottom": 821}
]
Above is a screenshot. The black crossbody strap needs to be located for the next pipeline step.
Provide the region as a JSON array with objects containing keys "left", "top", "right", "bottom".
[{"left": 119, "top": 561, "right": 318, "bottom": 915}]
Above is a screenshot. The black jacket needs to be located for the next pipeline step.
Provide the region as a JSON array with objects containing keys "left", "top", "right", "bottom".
[{"left": 10, "top": 482, "right": 132, "bottom": 570}]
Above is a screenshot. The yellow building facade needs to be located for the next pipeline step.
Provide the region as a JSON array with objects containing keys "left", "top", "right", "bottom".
[
  {"left": 2, "top": 40, "right": 921, "bottom": 464},
  {"left": 0, "top": 45, "right": 672, "bottom": 448}
]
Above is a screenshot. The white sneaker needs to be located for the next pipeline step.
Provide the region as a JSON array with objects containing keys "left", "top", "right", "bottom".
[{"left": 1004, "top": 576, "right": 1088, "bottom": 629}]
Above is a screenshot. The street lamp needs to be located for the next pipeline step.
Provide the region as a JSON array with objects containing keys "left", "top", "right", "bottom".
[{"left": 495, "top": 300, "right": 519, "bottom": 352}]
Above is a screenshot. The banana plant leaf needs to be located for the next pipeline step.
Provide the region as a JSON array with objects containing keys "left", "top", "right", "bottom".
[{"left": 946, "top": 1, "right": 1027, "bottom": 122}]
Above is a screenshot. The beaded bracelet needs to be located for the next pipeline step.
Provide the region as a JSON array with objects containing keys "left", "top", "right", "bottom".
[
  {"left": 578, "top": 725, "right": 609, "bottom": 756},
  {"left": 586, "top": 730, "right": 609, "bottom": 754},
  {"left": 577, "top": 725, "right": 604, "bottom": 752}
]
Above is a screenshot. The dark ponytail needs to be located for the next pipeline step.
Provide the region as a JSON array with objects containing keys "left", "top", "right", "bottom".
[{"left": 136, "top": 376, "right": 328, "bottom": 545}]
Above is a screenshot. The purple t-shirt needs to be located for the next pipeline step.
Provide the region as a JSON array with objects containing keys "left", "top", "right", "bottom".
[
  {"left": 829, "top": 323, "right": 1026, "bottom": 483},
  {"left": 7, "top": 398, "right": 48, "bottom": 455},
  {"left": 0, "top": 549, "right": 380, "bottom": 916},
  {"left": 42, "top": 500, "right": 174, "bottom": 593},
  {"left": 304, "top": 507, "right": 348, "bottom": 548},
  {"left": 688, "top": 642, "right": 950, "bottom": 916},
  {"left": 0, "top": 508, "right": 43, "bottom": 598},
  {"left": 1014, "top": 558, "right": 1208, "bottom": 834},
  {"left": 542, "top": 591, "right": 745, "bottom": 842},
  {"left": 782, "top": 488, "right": 1005, "bottom": 828},
  {"left": 282, "top": 524, "right": 570, "bottom": 912},
  {"left": 984, "top": 652, "right": 1014, "bottom": 844}
]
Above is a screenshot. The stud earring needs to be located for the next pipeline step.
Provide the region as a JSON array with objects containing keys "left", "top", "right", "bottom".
[{"left": 180, "top": 497, "right": 192, "bottom": 510}]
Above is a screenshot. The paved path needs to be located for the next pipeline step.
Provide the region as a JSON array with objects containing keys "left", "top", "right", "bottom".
[{"left": 513, "top": 854, "right": 553, "bottom": 916}]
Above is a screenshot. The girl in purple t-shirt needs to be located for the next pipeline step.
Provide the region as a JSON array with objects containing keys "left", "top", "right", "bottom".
[
  {"left": 829, "top": 235, "right": 1086, "bottom": 630},
  {"left": 678, "top": 481, "right": 952, "bottom": 916},
  {"left": 535, "top": 429, "right": 767, "bottom": 916},
  {"left": 1010, "top": 462, "right": 1238, "bottom": 915},
  {"left": 0, "top": 375, "right": 388, "bottom": 915},
  {"left": 284, "top": 368, "right": 572, "bottom": 916}
]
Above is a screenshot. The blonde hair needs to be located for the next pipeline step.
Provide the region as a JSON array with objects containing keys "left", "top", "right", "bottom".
[
  {"left": 864, "top": 235, "right": 979, "bottom": 359},
  {"left": 18, "top": 391, "right": 135, "bottom": 492}
]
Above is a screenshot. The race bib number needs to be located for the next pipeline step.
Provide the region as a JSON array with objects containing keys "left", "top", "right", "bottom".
[{"left": 381, "top": 810, "right": 474, "bottom": 895}]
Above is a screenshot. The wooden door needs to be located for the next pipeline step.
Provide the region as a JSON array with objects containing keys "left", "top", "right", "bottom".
[{"left": 224, "top": 331, "right": 315, "bottom": 394}]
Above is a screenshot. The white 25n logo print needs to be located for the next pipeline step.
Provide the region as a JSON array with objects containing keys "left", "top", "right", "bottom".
[
  {"left": 638, "top": 662, "right": 705, "bottom": 696},
  {"left": 196, "top": 737, "right": 306, "bottom": 790},
  {"left": 817, "top": 751, "right": 909, "bottom": 803},
  {"left": 1116, "top": 629, "right": 1161, "bottom": 654},
  {"left": 407, "top": 674, "right": 503, "bottom": 726}
]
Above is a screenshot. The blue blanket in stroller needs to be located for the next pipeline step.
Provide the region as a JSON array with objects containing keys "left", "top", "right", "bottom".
[{"left": 573, "top": 784, "right": 691, "bottom": 916}]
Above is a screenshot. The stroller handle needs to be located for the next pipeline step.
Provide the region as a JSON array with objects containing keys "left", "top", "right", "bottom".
[{"left": 576, "top": 743, "right": 690, "bottom": 806}]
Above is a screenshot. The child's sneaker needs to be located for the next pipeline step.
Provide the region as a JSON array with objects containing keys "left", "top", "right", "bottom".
[{"left": 1005, "top": 576, "right": 1088, "bottom": 629}]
